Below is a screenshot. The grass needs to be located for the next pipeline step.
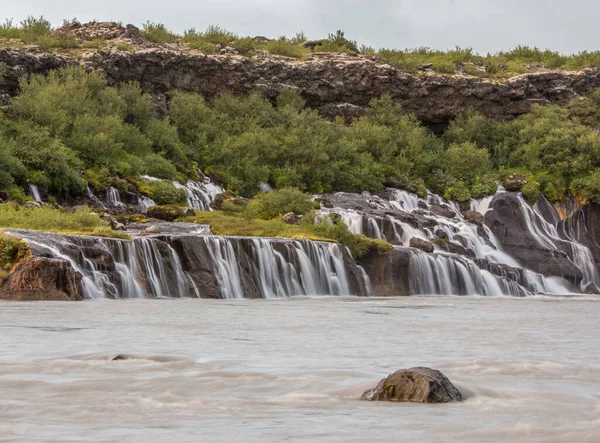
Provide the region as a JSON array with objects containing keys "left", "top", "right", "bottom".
[
  {"left": 0, "top": 231, "right": 29, "bottom": 279},
  {"left": 0, "top": 203, "right": 130, "bottom": 239},
  {"left": 2, "top": 17, "right": 599, "bottom": 77},
  {"left": 185, "top": 210, "right": 392, "bottom": 259}
]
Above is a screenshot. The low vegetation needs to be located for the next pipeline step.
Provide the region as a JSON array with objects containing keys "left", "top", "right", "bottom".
[
  {"left": 186, "top": 190, "right": 391, "bottom": 259},
  {"left": 2, "top": 16, "right": 599, "bottom": 77},
  {"left": 0, "top": 203, "right": 129, "bottom": 238},
  {"left": 0, "top": 232, "right": 29, "bottom": 278}
]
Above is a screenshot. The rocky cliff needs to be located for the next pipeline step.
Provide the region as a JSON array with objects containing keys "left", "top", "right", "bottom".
[{"left": 2, "top": 43, "right": 600, "bottom": 128}]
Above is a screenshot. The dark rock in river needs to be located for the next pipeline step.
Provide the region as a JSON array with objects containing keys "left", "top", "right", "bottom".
[
  {"left": 0, "top": 257, "right": 82, "bottom": 301},
  {"left": 358, "top": 247, "right": 411, "bottom": 296},
  {"left": 361, "top": 367, "right": 463, "bottom": 403}
]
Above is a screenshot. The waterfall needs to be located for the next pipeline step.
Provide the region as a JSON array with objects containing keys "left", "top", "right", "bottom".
[
  {"left": 141, "top": 173, "right": 224, "bottom": 212},
  {"left": 6, "top": 230, "right": 370, "bottom": 300},
  {"left": 106, "top": 187, "right": 125, "bottom": 207},
  {"left": 28, "top": 184, "right": 42, "bottom": 203},
  {"left": 138, "top": 196, "right": 156, "bottom": 213},
  {"left": 407, "top": 251, "right": 528, "bottom": 297},
  {"left": 259, "top": 181, "right": 273, "bottom": 192},
  {"left": 321, "top": 187, "right": 594, "bottom": 295},
  {"left": 172, "top": 176, "right": 225, "bottom": 212}
]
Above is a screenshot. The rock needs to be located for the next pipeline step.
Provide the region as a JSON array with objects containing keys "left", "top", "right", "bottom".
[
  {"left": 113, "top": 222, "right": 126, "bottom": 231},
  {"left": 0, "top": 191, "right": 8, "bottom": 202},
  {"left": 4, "top": 47, "right": 600, "bottom": 129},
  {"left": 23, "top": 201, "right": 41, "bottom": 208},
  {"left": 146, "top": 205, "right": 193, "bottom": 221},
  {"left": 144, "top": 225, "right": 161, "bottom": 234},
  {"left": 1, "top": 257, "right": 82, "bottom": 301},
  {"left": 361, "top": 367, "right": 463, "bottom": 403},
  {"left": 302, "top": 39, "right": 326, "bottom": 50},
  {"left": 435, "top": 229, "right": 449, "bottom": 240},
  {"left": 463, "top": 210, "right": 485, "bottom": 226},
  {"left": 358, "top": 247, "right": 412, "bottom": 296},
  {"left": 485, "top": 192, "right": 584, "bottom": 285},
  {"left": 409, "top": 237, "right": 434, "bottom": 253},
  {"left": 281, "top": 212, "right": 302, "bottom": 225},
  {"left": 210, "top": 191, "right": 244, "bottom": 211},
  {"left": 501, "top": 174, "right": 527, "bottom": 192},
  {"left": 429, "top": 204, "right": 456, "bottom": 219}
]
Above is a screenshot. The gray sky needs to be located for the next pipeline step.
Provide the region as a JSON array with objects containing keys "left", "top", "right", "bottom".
[{"left": 4, "top": 0, "right": 600, "bottom": 54}]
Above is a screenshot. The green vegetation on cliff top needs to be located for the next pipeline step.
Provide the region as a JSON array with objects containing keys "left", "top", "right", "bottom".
[{"left": 1, "top": 17, "right": 600, "bottom": 77}]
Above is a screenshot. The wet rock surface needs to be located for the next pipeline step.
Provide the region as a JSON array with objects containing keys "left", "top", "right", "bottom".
[
  {"left": 0, "top": 256, "right": 82, "bottom": 301},
  {"left": 361, "top": 367, "right": 463, "bottom": 403}
]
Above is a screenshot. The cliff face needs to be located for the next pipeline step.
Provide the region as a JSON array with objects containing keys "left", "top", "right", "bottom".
[{"left": 2, "top": 47, "right": 600, "bottom": 127}]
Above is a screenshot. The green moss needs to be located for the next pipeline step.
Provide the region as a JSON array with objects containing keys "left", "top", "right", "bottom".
[{"left": 0, "top": 232, "right": 29, "bottom": 275}]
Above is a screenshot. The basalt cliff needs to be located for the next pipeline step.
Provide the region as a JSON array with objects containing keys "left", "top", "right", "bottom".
[{"left": 2, "top": 25, "right": 600, "bottom": 129}]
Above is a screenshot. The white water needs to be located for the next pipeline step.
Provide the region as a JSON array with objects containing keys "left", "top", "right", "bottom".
[
  {"left": 0, "top": 297, "right": 598, "bottom": 442},
  {"left": 106, "top": 187, "right": 125, "bottom": 207},
  {"left": 28, "top": 184, "right": 42, "bottom": 203}
]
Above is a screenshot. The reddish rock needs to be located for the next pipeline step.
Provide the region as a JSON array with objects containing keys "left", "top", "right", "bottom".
[{"left": 1, "top": 257, "right": 82, "bottom": 301}]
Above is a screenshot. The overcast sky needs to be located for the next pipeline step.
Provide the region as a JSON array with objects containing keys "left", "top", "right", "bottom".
[{"left": 4, "top": 0, "right": 600, "bottom": 54}]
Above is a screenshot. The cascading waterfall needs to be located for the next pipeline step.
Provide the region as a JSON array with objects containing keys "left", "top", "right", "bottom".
[
  {"left": 28, "top": 184, "right": 42, "bottom": 203},
  {"left": 106, "top": 187, "right": 125, "bottom": 207},
  {"left": 322, "top": 187, "right": 595, "bottom": 296},
  {"left": 407, "top": 250, "right": 528, "bottom": 297},
  {"left": 6, "top": 229, "right": 370, "bottom": 300},
  {"left": 138, "top": 196, "right": 156, "bottom": 213},
  {"left": 142, "top": 173, "right": 225, "bottom": 212}
]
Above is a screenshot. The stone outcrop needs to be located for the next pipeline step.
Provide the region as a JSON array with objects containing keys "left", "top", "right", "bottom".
[
  {"left": 361, "top": 367, "right": 463, "bottom": 403},
  {"left": 358, "top": 247, "right": 411, "bottom": 296},
  {"left": 2, "top": 38, "right": 600, "bottom": 128},
  {"left": 409, "top": 237, "right": 434, "bottom": 253},
  {"left": 485, "top": 192, "right": 584, "bottom": 286},
  {"left": 0, "top": 256, "right": 82, "bottom": 301}
]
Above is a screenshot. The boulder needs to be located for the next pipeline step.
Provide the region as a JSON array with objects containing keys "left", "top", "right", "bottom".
[
  {"left": 23, "top": 201, "right": 41, "bottom": 208},
  {"left": 281, "top": 212, "right": 302, "bottom": 225},
  {"left": 147, "top": 205, "right": 193, "bottom": 221},
  {"left": 210, "top": 191, "right": 243, "bottom": 211},
  {"left": 144, "top": 225, "right": 161, "bottom": 234},
  {"left": 1, "top": 257, "right": 82, "bottom": 301},
  {"left": 361, "top": 367, "right": 463, "bottom": 403},
  {"left": 501, "top": 174, "right": 527, "bottom": 192},
  {"left": 409, "top": 237, "right": 434, "bottom": 253},
  {"left": 463, "top": 210, "right": 485, "bottom": 226}
]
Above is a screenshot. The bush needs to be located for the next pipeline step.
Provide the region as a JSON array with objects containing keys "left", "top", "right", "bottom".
[
  {"left": 142, "top": 154, "right": 178, "bottom": 180},
  {"left": 0, "top": 232, "right": 29, "bottom": 275},
  {"left": 146, "top": 181, "right": 187, "bottom": 205},
  {"left": 254, "top": 188, "right": 314, "bottom": 219},
  {"left": 264, "top": 38, "right": 309, "bottom": 58},
  {"left": 141, "top": 22, "right": 177, "bottom": 44}
]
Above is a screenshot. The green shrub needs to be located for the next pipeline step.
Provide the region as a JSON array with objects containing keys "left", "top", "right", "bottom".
[
  {"left": 444, "top": 181, "right": 471, "bottom": 202},
  {"left": 254, "top": 188, "right": 314, "bottom": 219},
  {"left": 142, "top": 154, "right": 178, "bottom": 180},
  {"left": 146, "top": 181, "right": 187, "bottom": 205},
  {"left": 141, "top": 22, "right": 177, "bottom": 44},
  {"left": 0, "top": 232, "right": 29, "bottom": 274},
  {"left": 264, "top": 38, "right": 309, "bottom": 58}
]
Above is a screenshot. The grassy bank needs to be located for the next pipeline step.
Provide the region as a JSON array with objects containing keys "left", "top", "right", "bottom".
[
  {"left": 1, "top": 17, "right": 599, "bottom": 78},
  {"left": 185, "top": 210, "right": 392, "bottom": 259},
  {"left": 0, "top": 204, "right": 130, "bottom": 239}
]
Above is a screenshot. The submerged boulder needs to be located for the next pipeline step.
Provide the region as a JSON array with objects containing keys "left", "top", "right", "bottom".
[
  {"left": 0, "top": 257, "right": 82, "bottom": 301},
  {"left": 361, "top": 367, "right": 463, "bottom": 403}
]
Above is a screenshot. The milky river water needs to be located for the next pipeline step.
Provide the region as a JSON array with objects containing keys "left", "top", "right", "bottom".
[{"left": 1, "top": 296, "right": 598, "bottom": 442}]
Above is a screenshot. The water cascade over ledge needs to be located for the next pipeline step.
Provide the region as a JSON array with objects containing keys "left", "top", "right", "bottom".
[{"left": 5, "top": 229, "right": 371, "bottom": 300}]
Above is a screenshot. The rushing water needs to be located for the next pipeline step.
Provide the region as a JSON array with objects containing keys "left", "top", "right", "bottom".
[{"left": 0, "top": 296, "right": 598, "bottom": 442}]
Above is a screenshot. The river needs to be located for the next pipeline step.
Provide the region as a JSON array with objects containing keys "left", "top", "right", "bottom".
[{"left": 0, "top": 296, "right": 598, "bottom": 442}]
